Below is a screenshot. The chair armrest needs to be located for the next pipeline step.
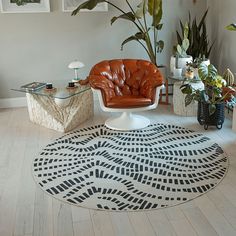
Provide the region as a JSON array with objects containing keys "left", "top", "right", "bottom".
[
  {"left": 140, "top": 73, "right": 164, "bottom": 102},
  {"left": 88, "top": 75, "right": 116, "bottom": 103}
]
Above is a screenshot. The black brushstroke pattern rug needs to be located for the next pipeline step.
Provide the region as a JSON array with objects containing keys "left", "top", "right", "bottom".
[{"left": 32, "top": 123, "right": 228, "bottom": 211}]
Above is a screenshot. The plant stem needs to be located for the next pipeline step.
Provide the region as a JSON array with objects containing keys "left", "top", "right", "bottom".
[
  {"left": 137, "top": 40, "right": 152, "bottom": 59},
  {"left": 104, "top": 0, "right": 143, "bottom": 33},
  {"left": 153, "top": 0, "right": 157, "bottom": 60},
  {"left": 143, "top": 0, "right": 156, "bottom": 64},
  {"left": 125, "top": 0, "right": 145, "bottom": 32}
]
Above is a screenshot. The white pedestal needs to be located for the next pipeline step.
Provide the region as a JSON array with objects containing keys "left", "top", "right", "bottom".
[
  {"left": 173, "top": 81, "right": 204, "bottom": 117},
  {"left": 233, "top": 106, "right": 236, "bottom": 132},
  {"left": 26, "top": 89, "right": 94, "bottom": 132}
]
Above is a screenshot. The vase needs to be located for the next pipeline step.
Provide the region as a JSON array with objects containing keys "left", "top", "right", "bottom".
[
  {"left": 170, "top": 55, "right": 193, "bottom": 76},
  {"left": 197, "top": 102, "right": 225, "bottom": 130}
]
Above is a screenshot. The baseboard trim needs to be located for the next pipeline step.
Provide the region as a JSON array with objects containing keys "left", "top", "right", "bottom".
[
  {"left": 0, "top": 97, "right": 27, "bottom": 109},
  {"left": 0, "top": 93, "right": 97, "bottom": 109}
]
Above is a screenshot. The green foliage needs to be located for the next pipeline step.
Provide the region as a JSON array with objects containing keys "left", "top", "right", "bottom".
[
  {"left": 175, "top": 23, "right": 190, "bottom": 58},
  {"left": 72, "top": 0, "right": 164, "bottom": 66},
  {"left": 226, "top": 24, "right": 236, "bottom": 31},
  {"left": 180, "top": 63, "right": 231, "bottom": 115},
  {"left": 176, "top": 10, "right": 214, "bottom": 60}
]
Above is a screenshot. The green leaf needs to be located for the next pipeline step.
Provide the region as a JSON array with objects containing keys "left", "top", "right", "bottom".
[
  {"left": 121, "top": 35, "right": 139, "bottom": 50},
  {"left": 135, "top": 0, "right": 147, "bottom": 18},
  {"left": 226, "top": 24, "right": 236, "bottom": 31},
  {"left": 111, "top": 12, "right": 135, "bottom": 25},
  {"left": 183, "top": 22, "right": 189, "bottom": 39},
  {"left": 72, "top": 0, "right": 105, "bottom": 15},
  {"left": 148, "top": 0, "right": 163, "bottom": 27},
  {"left": 180, "top": 84, "right": 192, "bottom": 94},
  {"left": 185, "top": 94, "right": 194, "bottom": 106},
  {"left": 177, "top": 45, "right": 183, "bottom": 56},
  {"left": 209, "top": 104, "right": 216, "bottom": 115},
  {"left": 135, "top": 32, "right": 146, "bottom": 40},
  {"left": 155, "top": 23, "right": 163, "bottom": 30},
  {"left": 208, "top": 64, "right": 218, "bottom": 78},
  {"left": 198, "top": 9, "right": 209, "bottom": 30},
  {"left": 200, "top": 90, "right": 209, "bottom": 103},
  {"left": 182, "top": 38, "right": 190, "bottom": 51},
  {"left": 198, "top": 63, "right": 218, "bottom": 81}
]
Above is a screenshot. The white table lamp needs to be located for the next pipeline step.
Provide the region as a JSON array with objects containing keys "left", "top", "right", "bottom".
[{"left": 68, "top": 60, "right": 85, "bottom": 82}]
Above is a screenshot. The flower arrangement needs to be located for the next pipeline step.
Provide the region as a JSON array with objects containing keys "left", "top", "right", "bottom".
[{"left": 181, "top": 63, "right": 235, "bottom": 114}]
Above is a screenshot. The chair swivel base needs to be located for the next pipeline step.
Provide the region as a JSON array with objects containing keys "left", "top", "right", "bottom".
[{"left": 105, "top": 112, "right": 150, "bottom": 131}]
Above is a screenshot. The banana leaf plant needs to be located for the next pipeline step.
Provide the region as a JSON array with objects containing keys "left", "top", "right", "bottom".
[{"left": 72, "top": 0, "right": 164, "bottom": 66}]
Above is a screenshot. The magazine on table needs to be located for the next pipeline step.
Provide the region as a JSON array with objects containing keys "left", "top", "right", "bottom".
[{"left": 21, "top": 82, "right": 46, "bottom": 91}]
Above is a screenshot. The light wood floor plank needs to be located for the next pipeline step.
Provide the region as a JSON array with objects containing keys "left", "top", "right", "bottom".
[
  {"left": 147, "top": 209, "right": 177, "bottom": 236},
  {"left": 52, "top": 201, "right": 74, "bottom": 236},
  {"left": 194, "top": 195, "right": 236, "bottom": 236},
  {"left": 110, "top": 212, "right": 135, "bottom": 236},
  {"left": 0, "top": 104, "right": 236, "bottom": 236},
  {"left": 128, "top": 212, "right": 156, "bottom": 236},
  {"left": 73, "top": 220, "right": 95, "bottom": 236},
  {"left": 90, "top": 210, "right": 115, "bottom": 236}
]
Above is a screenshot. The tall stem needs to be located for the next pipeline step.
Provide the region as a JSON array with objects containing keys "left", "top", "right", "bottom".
[
  {"left": 104, "top": 0, "right": 143, "bottom": 33},
  {"left": 143, "top": 0, "right": 156, "bottom": 65},
  {"left": 125, "top": 0, "right": 145, "bottom": 32},
  {"left": 153, "top": 0, "right": 157, "bottom": 60}
]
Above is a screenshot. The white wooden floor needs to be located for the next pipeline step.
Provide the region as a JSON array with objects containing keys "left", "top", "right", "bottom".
[{"left": 0, "top": 102, "right": 236, "bottom": 236}]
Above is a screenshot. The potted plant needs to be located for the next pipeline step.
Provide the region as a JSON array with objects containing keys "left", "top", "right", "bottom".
[
  {"left": 180, "top": 63, "right": 235, "bottom": 130},
  {"left": 186, "top": 56, "right": 210, "bottom": 79},
  {"left": 170, "top": 23, "right": 193, "bottom": 76},
  {"left": 71, "top": 0, "right": 164, "bottom": 67},
  {"left": 176, "top": 10, "right": 214, "bottom": 61}
]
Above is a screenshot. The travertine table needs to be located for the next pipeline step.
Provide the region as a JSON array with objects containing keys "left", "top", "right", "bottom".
[
  {"left": 13, "top": 84, "right": 94, "bottom": 132},
  {"left": 173, "top": 81, "right": 204, "bottom": 116}
]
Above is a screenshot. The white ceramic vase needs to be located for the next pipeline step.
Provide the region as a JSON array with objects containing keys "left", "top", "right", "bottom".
[{"left": 170, "top": 55, "right": 193, "bottom": 76}]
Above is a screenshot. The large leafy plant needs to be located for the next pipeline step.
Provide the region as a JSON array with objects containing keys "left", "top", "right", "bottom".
[
  {"left": 176, "top": 10, "right": 214, "bottom": 60},
  {"left": 181, "top": 63, "right": 230, "bottom": 114},
  {"left": 72, "top": 0, "right": 164, "bottom": 66}
]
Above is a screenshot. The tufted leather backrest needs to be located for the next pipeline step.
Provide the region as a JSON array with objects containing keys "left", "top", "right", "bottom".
[{"left": 88, "top": 59, "right": 164, "bottom": 107}]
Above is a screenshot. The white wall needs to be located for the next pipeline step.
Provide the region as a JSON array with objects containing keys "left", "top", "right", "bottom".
[
  {"left": 207, "top": 0, "right": 236, "bottom": 75},
  {"left": 0, "top": 0, "right": 206, "bottom": 99}
]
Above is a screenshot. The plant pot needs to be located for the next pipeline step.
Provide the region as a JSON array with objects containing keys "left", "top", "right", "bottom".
[
  {"left": 170, "top": 55, "right": 193, "bottom": 76},
  {"left": 197, "top": 102, "right": 225, "bottom": 130}
]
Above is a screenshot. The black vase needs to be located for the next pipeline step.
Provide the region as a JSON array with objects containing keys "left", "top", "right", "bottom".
[{"left": 197, "top": 102, "right": 225, "bottom": 130}]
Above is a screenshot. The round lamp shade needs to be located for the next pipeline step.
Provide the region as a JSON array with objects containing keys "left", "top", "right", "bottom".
[{"left": 68, "top": 61, "right": 85, "bottom": 69}]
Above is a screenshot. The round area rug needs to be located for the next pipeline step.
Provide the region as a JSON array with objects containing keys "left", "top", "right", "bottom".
[{"left": 33, "top": 123, "right": 228, "bottom": 211}]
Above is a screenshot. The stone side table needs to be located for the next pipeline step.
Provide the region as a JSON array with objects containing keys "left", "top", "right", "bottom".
[
  {"left": 13, "top": 84, "right": 93, "bottom": 132},
  {"left": 173, "top": 81, "right": 204, "bottom": 116}
]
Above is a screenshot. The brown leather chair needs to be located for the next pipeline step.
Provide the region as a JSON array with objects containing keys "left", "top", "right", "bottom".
[{"left": 88, "top": 59, "right": 164, "bottom": 130}]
